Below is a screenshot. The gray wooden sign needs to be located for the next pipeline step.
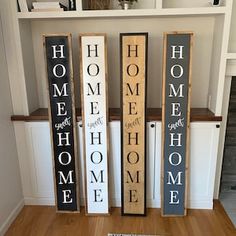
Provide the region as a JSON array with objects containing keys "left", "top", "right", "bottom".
[
  {"left": 44, "top": 34, "right": 80, "bottom": 212},
  {"left": 161, "top": 32, "right": 193, "bottom": 216}
]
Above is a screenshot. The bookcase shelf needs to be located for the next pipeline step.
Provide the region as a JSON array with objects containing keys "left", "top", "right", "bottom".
[
  {"left": 1, "top": 0, "right": 233, "bottom": 206},
  {"left": 11, "top": 108, "right": 222, "bottom": 122},
  {"left": 16, "top": 7, "right": 227, "bottom": 19},
  {"left": 227, "top": 53, "right": 236, "bottom": 60},
  {"left": 8, "top": 0, "right": 232, "bottom": 117}
]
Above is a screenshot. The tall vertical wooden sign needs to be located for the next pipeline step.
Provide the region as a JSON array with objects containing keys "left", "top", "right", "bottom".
[
  {"left": 79, "top": 34, "right": 110, "bottom": 215},
  {"left": 120, "top": 33, "right": 148, "bottom": 216},
  {"left": 161, "top": 32, "right": 193, "bottom": 216},
  {"left": 44, "top": 34, "right": 80, "bottom": 212}
]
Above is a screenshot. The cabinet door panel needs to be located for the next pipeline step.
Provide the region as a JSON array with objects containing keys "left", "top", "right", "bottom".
[
  {"left": 189, "top": 122, "right": 220, "bottom": 208},
  {"left": 156, "top": 121, "right": 220, "bottom": 209},
  {"left": 24, "top": 121, "right": 156, "bottom": 207},
  {"left": 26, "top": 123, "right": 54, "bottom": 200},
  {"left": 147, "top": 122, "right": 158, "bottom": 207},
  {"left": 23, "top": 121, "right": 219, "bottom": 209},
  {"left": 109, "top": 121, "right": 121, "bottom": 206}
]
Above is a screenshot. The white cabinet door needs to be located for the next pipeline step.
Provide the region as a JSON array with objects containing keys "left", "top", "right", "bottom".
[
  {"left": 147, "top": 122, "right": 159, "bottom": 207},
  {"left": 22, "top": 121, "right": 156, "bottom": 206},
  {"left": 19, "top": 121, "right": 220, "bottom": 209},
  {"left": 188, "top": 122, "right": 220, "bottom": 209},
  {"left": 153, "top": 122, "right": 162, "bottom": 208},
  {"left": 108, "top": 121, "right": 121, "bottom": 206},
  {"left": 24, "top": 122, "right": 54, "bottom": 205},
  {"left": 155, "top": 121, "right": 220, "bottom": 209}
]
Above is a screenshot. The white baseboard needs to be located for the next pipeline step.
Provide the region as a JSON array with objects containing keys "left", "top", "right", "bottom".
[
  {"left": 23, "top": 197, "right": 213, "bottom": 210},
  {"left": 188, "top": 199, "right": 213, "bottom": 209},
  {"left": 24, "top": 197, "right": 85, "bottom": 207},
  {"left": 24, "top": 197, "right": 55, "bottom": 206},
  {"left": 0, "top": 199, "right": 24, "bottom": 236}
]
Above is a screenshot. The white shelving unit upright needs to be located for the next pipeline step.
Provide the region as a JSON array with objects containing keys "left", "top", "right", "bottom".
[{"left": 1, "top": 0, "right": 234, "bottom": 207}]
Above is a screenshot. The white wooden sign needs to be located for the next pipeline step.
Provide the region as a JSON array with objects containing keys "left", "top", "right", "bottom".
[{"left": 79, "top": 34, "right": 110, "bottom": 215}]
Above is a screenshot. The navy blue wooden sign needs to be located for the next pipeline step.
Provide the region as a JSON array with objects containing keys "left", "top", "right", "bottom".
[
  {"left": 44, "top": 34, "right": 80, "bottom": 212},
  {"left": 162, "top": 32, "right": 193, "bottom": 216}
]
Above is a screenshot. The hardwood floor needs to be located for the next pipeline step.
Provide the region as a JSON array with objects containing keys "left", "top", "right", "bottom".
[{"left": 5, "top": 201, "right": 236, "bottom": 236}]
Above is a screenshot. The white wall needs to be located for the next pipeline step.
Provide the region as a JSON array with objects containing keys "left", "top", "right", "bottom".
[
  {"left": 228, "top": 0, "right": 236, "bottom": 52},
  {"left": 163, "top": 0, "right": 226, "bottom": 8},
  {"left": 31, "top": 16, "right": 214, "bottom": 109},
  {"left": 110, "top": 0, "right": 156, "bottom": 9},
  {"left": 0, "top": 12, "right": 23, "bottom": 236}
]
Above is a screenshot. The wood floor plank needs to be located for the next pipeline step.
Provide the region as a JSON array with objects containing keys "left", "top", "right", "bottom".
[{"left": 5, "top": 201, "right": 236, "bottom": 236}]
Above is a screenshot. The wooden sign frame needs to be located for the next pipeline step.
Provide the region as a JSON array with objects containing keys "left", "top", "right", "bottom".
[
  {"left": 79, "top": 33, "right": 110, "bottom": 215},
  {"left": 43, "top": 34, "right": 80, "bottom": 212},
  {"left": 161, "top": 32, "right": 193, "bottom": 216},
  {"left": 120, "top": 33, "right": 148, "bottom": 216}
]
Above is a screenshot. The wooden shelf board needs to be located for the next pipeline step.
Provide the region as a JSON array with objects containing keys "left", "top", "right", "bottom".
[
  {"left": 11, "top": 108, "right": 222, "bottom": 122},
  {"left": 16, "top": 7, "right": 226, "bottom": 20},
  {"left": 227, "top": 53, "right": 236, "bottom": 60}
]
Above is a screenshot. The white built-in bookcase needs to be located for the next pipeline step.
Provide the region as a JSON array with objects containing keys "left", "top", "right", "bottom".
[
  {"left": 4, "top": 0, "right": 231, "bottom": 116},
  {"left": 2, "top": 0, "right": 236, "bottom": 206}
]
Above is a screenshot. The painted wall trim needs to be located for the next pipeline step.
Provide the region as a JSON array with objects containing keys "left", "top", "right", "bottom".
[
  {"left": 23, "top": 197, "right": 213, "bottom": 210},
  {"left": 0, "top": 199, "right": 24, "bottom": 236}
]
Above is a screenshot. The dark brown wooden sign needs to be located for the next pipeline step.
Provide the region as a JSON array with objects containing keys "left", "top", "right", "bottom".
[
  {"left": 120, "top": 33, "right": 148, "bottom": 216},
  {"left": 161, "top": 32, "right": 193, "bottom": 216},
  {"left": 44, "top": 34, "right": 80, "bottom": 212}
]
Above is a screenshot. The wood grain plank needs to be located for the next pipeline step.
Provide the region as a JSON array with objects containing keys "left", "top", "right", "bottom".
[
  {"left": 120, "top": 33, "right": 148, "bottom": 215},
  {"left": 5, "top": 201, "right": 236, "bottom": 236}
]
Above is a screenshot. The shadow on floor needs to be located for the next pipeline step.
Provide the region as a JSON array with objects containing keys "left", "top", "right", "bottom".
[{"left": 220, "top": 188, "right": 236, "bottom": 227}]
